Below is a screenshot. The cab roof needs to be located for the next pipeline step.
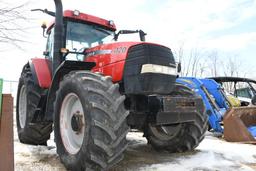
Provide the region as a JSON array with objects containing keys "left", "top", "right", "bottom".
[
  {"left": 47, "top": 10, "right": 116, "bottom": 33},
  {"left": 209, "top": 76, "right": 256, "bottom": 84}
]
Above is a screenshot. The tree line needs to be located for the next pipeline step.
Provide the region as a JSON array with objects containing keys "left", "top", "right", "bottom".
[{"left": 173, "top": 46, "right": 248, "bottom": 78}]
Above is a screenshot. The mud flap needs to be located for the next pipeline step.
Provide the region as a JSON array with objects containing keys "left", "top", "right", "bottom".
[
  {"left": 0, "top": 94, "right": 14, "bottom": 171},
  {"left": 223, "top": 107, "right": 256, "bottom": 144}
]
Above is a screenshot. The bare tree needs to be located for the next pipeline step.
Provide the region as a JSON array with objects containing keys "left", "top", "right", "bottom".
[
  {"left": 173, "top": 45, "right": 208, "bottom": 77},
  {"left": 189, "top": 48, "right": 202, "bottom": 77},
  {"left": 198, "top": 59, "right": 207, "bottom": 77},
  {"left": 0, "top": 1, "right": 29, "bottom": 49},
  {"left": 221, "top": 56, "right": 241, "bottom": 92},
  {"left": 182, "top": 48, "right": 204, "bottom": 77},
  {"left": 207, "top": 50, "right": 219, "bottom": 77},
  {"left": 172, "top": 43, "right": 185, "bottom": 76},
  {"left": 174, "top": 46, "right": 250, "bottom": 84},
  {"left": 223, "top": 56, "right": 240, "bottom": 77}
]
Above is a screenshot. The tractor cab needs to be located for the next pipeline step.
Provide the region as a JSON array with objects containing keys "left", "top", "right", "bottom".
[
  {"left": 44, "top": 10, "right": 116, "bottom": 61},
  {"left": 211, "top": 77, "right": 256, "bottom": 106}
]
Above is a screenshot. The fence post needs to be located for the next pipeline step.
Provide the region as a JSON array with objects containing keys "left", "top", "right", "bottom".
[
  {"left": 0, "top": 79, "right": 3, "bottom": 121},
  {"left": 0, "top": 84, "right": 14, "bottom": 171}
]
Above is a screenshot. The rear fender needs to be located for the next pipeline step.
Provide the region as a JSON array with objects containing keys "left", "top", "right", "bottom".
[
  {"left": 29, "top": 58, "right": 52, "bottom": 89},
  {"left": 44, "top": 60, "right": 96, "bottom": 122}
]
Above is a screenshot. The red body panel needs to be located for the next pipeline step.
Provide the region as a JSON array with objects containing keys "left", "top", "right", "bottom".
[
  {"left": 85, "top": 42, "right": 168, "bottom": 82},
  {"left": 31, "top": 58, "right": 52, "bottom": 88},
  {"left": 32, "top": 42, "right": 167, "bottom": 88},
  {"left": 92, "top": 61, "right": 126, "bottom": 82},
  {"left": 85, "top": 42, "right": 141, "bottom": 82},
  {"left": 64, "top": 10, "right": 116, "bottom": 30},
  {"left": 47, "top": 10, "right": 116, "bottom": 33}
]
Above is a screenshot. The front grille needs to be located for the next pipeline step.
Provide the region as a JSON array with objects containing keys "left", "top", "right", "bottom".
[
  {"left": 126, "top": 44, "right": 175, "bottom": 66},
  {"left": 123, "top": 43, "right": 177, "bottom": 95}
]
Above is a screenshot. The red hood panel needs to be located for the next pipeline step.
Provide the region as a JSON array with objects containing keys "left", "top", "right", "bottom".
[
  {"left": 85, "top": 42, "right": 167, "bottom": 64},
  {"left": 85, "top": 42, "right": 139, "bottom": 63},
  {"left": 85, "top": 42, "right": 141, "bottom": 82},
  {"left": 85, "top": 42, "right": 170, "bottom": 82}
]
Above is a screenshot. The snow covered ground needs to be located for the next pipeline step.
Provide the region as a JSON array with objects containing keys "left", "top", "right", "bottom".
[{"left": 14, "top": 125, "right": 256, "bottom": 171}]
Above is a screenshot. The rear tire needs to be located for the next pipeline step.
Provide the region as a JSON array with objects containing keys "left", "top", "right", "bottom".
[
  {"left": 54, "top": 71, "right": 129, "bottom": 171},
  {"left": 16, "top": 64, "right": 52, "bottom": 145},
  {"left": 145, "top": 84, "right": 208, "bottom": 152}
]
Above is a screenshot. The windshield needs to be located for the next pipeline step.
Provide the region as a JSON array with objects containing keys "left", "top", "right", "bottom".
[{"left": 65, "top": 21, "right": 114, "bottom": 60}]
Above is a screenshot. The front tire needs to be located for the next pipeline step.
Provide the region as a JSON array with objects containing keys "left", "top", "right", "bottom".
[
  {"left": 145, "top": 84, "right": 208, "bottom": 152},
  {"left": 54, "top": 71, "right": 129, "bottom": 171}
]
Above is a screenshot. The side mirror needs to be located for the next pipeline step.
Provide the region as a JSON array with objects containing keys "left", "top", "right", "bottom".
[
  {"left": 41, "top": 22, "right": 47, "bottom": 38},
  {"left": 43, "top": 51, "right": 49, "bottom": 56},
  {"left": 114, "top": 29, "right": 146, "bottom": 41},
  {"left": 139, "top": 30, "right": 146, "bottom": 42},
  {"left": 177, "top": 62, "right": 181, "bottom": 73},
  {"left": 252, "top": 95, "right": 256, "bottom": 105}
]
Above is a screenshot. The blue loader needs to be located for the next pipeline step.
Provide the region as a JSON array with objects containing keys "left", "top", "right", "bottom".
[
  {"left": 176, "top": 77, "right": 229, "bottom": 133},
  {"left": 177, "top": 77, "right": 256, "bottom": 143}
]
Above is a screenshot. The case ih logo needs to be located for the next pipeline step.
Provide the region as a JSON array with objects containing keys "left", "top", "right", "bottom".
[
  {"left": 85, "top": 47, "right": 127, "bottom": 57},
  {"left": 85, "top": 49, "right": 112, "bottom": 57}
]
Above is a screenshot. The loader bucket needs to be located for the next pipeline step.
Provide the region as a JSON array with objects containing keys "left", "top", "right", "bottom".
[{"left": 224, "top": 107, "right": 256, "bottom": 144}]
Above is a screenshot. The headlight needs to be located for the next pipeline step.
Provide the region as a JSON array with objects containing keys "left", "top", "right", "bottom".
[
  {"left": 141, "top": 64, "right": 177, "bottom": 75},
  {"left": 73, "top": 10, "right": 80, "bottom": 16}
]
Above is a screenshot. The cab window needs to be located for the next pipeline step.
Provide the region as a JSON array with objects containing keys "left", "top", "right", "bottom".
[{"left": 45, "top": 29, "right": 54, "bottom": 60}]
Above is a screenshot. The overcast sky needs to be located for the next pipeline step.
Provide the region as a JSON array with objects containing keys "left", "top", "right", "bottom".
[{"left": 1, "top": 0, "right": 256, "bottom": 81}]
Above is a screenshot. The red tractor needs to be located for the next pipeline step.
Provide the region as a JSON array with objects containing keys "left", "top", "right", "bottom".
[{"left": 16, "top": 0, "right": 207, "bottom": 170}]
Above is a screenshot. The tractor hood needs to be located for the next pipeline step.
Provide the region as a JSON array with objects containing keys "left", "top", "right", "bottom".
[
  {"left": 85, "top": 41, "right": 177, "bottom": 80},
  {"left": 85, "top": 41, "right": 177, "bottom": 94},
  {"left": 85, "top": 41, "right": 172, "bottom": 64}
]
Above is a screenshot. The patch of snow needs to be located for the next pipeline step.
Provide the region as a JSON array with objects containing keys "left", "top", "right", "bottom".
[
  {"left": 14, "top": 127, "right": 256, "bottom": 171},
  {"left": 115, "top": 132, "right": 256, "bottom": 171},
  {"left": 198, "top": 136, "right": 256, "bottom": 163}
]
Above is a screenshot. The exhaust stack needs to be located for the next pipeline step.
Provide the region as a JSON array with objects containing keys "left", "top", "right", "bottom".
[{"left": 53, "top": 0, "right": 64, "bottom": 74}]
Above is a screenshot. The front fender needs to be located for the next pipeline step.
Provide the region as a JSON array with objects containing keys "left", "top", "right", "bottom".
[{"left": 44, "top": 60, "right": 96, "bottom": 122}]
